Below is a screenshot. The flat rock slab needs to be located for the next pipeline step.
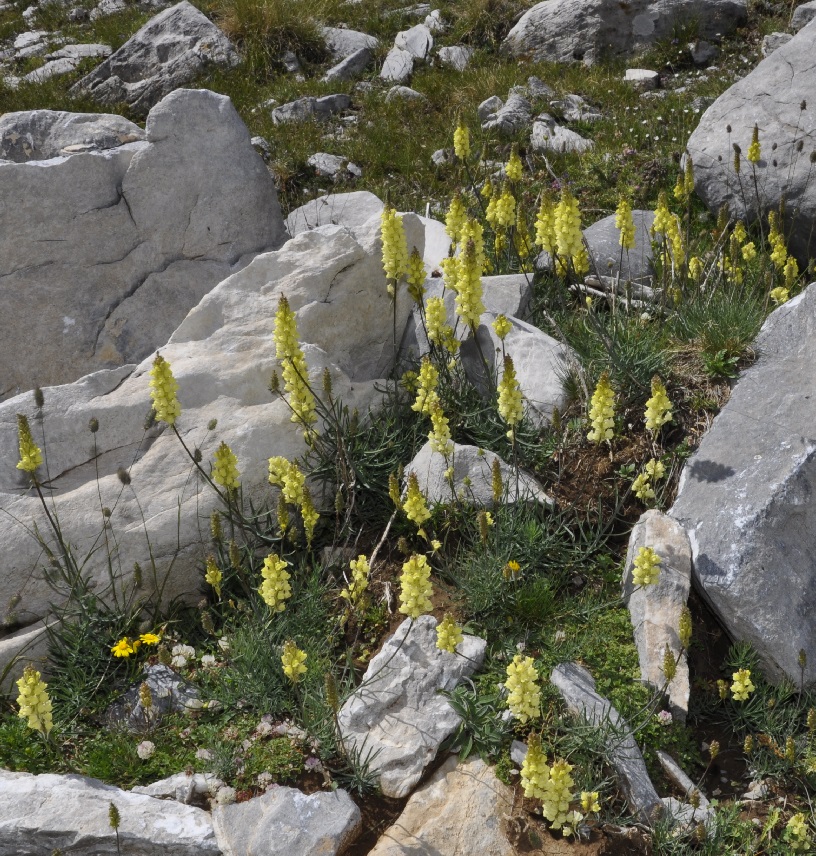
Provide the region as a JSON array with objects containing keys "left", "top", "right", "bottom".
[
  {"left": 212, "top": 786, "right": 361, "bottom": 855},
  {"left": 338, "top": 615, "right": 486, "bottom": 798},
  {"left": 394, "top": 23, "right": 433, "bottom": 59},
  {"left": 406, "top": 440, "right": 551, "bottom": 506},
  {"left": 73, "top": 1, "right": 238, "bottom": 114},
  {"left": 584, "top": 209, "right": 655, "bottom": 283},
  {"left": 550, "top": 662, "right": 663, "bottom": 824},
  {"left": 437, "top": 45, "right": 473, "bottom": 71},
  {"left": 686, "top": 19, "right": 816, "bottom": 262},
  {"left": 481, "top": 92, "right": 531, "bottom": 134},
  {"left": 0, "top": 89, "right": 286, "bottom": 397},
  {"left": 531, "top": 114, "right": 593, "bottom": 153},
  {"left": 670, "top": 283, "right": 816, "bottom": 685},
  {"left": 133, "top": 772, "right": 224, "bottom": 805},
  {"left": 503, "top": 0, "right": 746, "bottom": 64},
  {"left": 623, "top": 510, "right": 692, "bottom": 721},
  {"left": 271, "top": 94, "right": 351, "bottom": 124},
  {"left": 287, "top": 190, "right": 384, "bottom": 237},
  {"left": 368, "top": 756, "right": 515, "bottom": 855},
  {"left": 381, "top": 46, "right": 414, "bottom": 82},
  {"left": 322, "top": 46, "right": 373, "bottom": 82},
  {"left": 0, "top": 769, "right": 219, "bottom": 855},
  {"left": 322, "top": 25, "right": 379, "bottom": 59}
]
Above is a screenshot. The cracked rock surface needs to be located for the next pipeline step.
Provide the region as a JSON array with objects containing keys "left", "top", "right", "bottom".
[{"left": 0, "top": 88, "right": 286, "bottom": 399}]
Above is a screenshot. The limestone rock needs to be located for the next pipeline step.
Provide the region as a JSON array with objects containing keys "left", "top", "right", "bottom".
[
  {"left": 584, "top": 209, "right": 656, "bottom": 283},
  {"left": 792, "top": 0, "right": 816, "bottom": 30},
  {"left": 551, "top": 662, "right": 664, "bottom": 824},
  {"left": 531, "top": 114, "right": 593, "bottom": 153},
  {"left": 72, "top": 2, "right": 239, "bottom": 114},
  {"left": 550, "top": 93, "right": 602, "bottom": 121},
  {"left": 368, "top": 756, "right": 515, "bottom": 856},
  {"left": 322, "top": 46, "right": 373, "bottom": 82},
  {"left": 213, "top": 787, "right": 361, "bottom": 856},
  {"left": 669, "top": 283, "right": 816, "bottom": 686},
  {"left": 0, "top": 618, "right": 53, "bottom": 693},
  {"left": 271, "top": 94, "right": 351, "bottom": 124},
  {"left": 481, "top": 92, "right": 531, "bottom": 134},
  {"left": 132, "top": 772, "right": 225, "bottom": 805},
  {"left": 107, "top": 664, "right": 201, "bottom": 730},
  {"left": 437, "top": 45, "right": 473, "bottom": 71},
  {"left": 623, "top": 510, "right": 692, "bottom": 721},
  {"left": 394, "top": 23, "right": 433, "bottom": 59},
  {"left": 477, "top": 95, "right": 503, "bottom": 120},
  {"left": 460, "top": 313, "right": 573, "bottom": 426},
  {"left": 322, "top": 26, "right": 379, "bottom": 60},
  {"left": 385, "top": 85, "right": 427, "bottom": 102},
  {"left": 0, "top": 769, "right": 219, "bottom": 855},
  {"left": 338, "top": 615, "right": 487, "bottom": 798},
  {"left": 0, "top": 89, "right": 286, "bottom": 398},
  {"left": 686, "top": 20, "right": 816, "bottom": 262},
  {"left": 307, "top": 152, "right": 362, "bottom": 179},
  {"left": 381, "top": 46, "right": 414, "bottom": 82},
  {"left": 503, "top": 0, "right": 745, "bottom": 64},
  {"left": 23, "top": 56, "right": 81, "bottom": 83},
  {"left": 762, "top": 31, "right": 793, "bottom": 55},
  {"left": 406, "top": 441, "right": 552, "bottom": 506},
  {"left": 287, "top": 190, "right": 384, "bottom": 237},
  {"left": 47, "top": 42, "right": 112, "bottom": 60},
  {"left": 0, "top": 216, "right": 421, "bottom": 635}
]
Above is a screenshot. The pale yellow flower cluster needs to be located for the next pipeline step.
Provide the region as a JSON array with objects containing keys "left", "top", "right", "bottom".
[
  {"left": 340, "top": 554, "right": 370, "bottom": 608},
  {"left": 492, "top": 315, "right": 512, "bottom": 340},
  {"left": 632, "top": 546, "right": 661, "bottom": 586},
  {"left": 543, "top": 759, "right": 577, "bottom": 830},
  {"left": 412, "top": 358, "right": 440, "bottom": 415},
  {"left": 399, "top": 553, "right": 434, "bottom": 618},
  {"left": 381, "top": 205, "right": 409, "bottom": 283},
  {"left": 212, "top": 441, "right": 240, "bottom": 490},
  {"left": 505, "top": 146, "right": 523, "bottom": 182},
  {"left": 587, "top": 373, "right": 615, "bottom": 444},
  {"left": 632, "top": 458, "right": 666, "bottom": 502},
  {"left": 268, "top": 456, "right": 305, "bottom": 505},
  {"left": 16, "top": 414, "right": 43, "bottom": 473},
  {"left": 436, "top": 614, "right": 463, "bottom": 653},
  {"left": 454, "top": 239, "right": 486, "bottom": 329},
  {"left": 453, "top": 120, "right": 470, "bottom": 160},
  {"left": 645, "top": 376, "right": 673, "bottom": 434},
  {"left": 429, "top": 404, "right": 454, "bottom": 456},
  {"left": 784, "top": 813, "right": 812, "bottom": 851},
  {"left": 730, "top": 668, "right": 755, "bottom": 701},
  {"left": 746, "top": 124, "right": 761, "bottom": 164},
  {"left": 149, "top": 354, "right": 182, "bottom": 426},
  {"left": 505, "top": 654, "right": 540, "bottom": 723},
  {"left": 406, "top": 248, "right": 426, "bottom": 303},
  {"left": 535, "top": 193, "right": 556, "bottom": 255},
  {"left": 273, "top": 296, "right": 317, "bottom": 436},
  {"left": 425, "top": 296, "right": 449, "bottom": 347},
  {"left": 615, "top": 198, "right": 636, "bottom": 250},
  {"left": 205, "top": 555, "right": 222, "bottom": 598},
  {"left": 555, "top": 188, "right": 587, "bottom": 274},
  {"left": 673, "top": 156, "right": 695, "bottom": 204},
  {"left": 16, "top": 666, "right": 53, "bottom": 736},
  {"left": 259, "top": 553, "right": 292, "bottom": 612},
  {"left": 281, "top": 640, "right": 307, "bottom": 682},
  {"left": 494, "top": 185, "right": 516, "bottom": 228},
  {"left": 445, "top": 193, "right": 467, "bottom": 243},
  {"left": 404, "top": 472, "right": 431, "bottom": 527},
  {"left": 497, "top": 356, "right": 523, "bottom": 438}
]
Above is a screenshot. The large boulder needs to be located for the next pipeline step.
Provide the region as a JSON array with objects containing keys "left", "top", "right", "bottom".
[
  {"left": 503, "top": 0, "right": 746, "bottom": 64},
  {"left": 670, "top": 283, "right": 816, "bottom": 686},
  {"left": 0, "top": 215, "right": 422, "bottom": 650},
  {"left": 685, "top": 19, "right": 816, "bottom": 263},
  {"left": 72, "top": 1, "right": 238, "bottom": 113},
  {"left": 338, "top": 615, "right": 486, "bottom": 798},
  {"left": 0, "top": 89, "right": 286, "bottom": 399},
  {"left": 0, "top": 769, "right": 219, "bottom": 855}
]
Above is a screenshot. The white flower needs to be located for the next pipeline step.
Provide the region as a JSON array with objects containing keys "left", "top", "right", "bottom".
[
  {"left": 214, "top": 786, "right": 236, "bottom": 805},
  {"left": 200, "top": 654, "right": 216, "bottom": 667},
  {"left": 136, "top": 740, "right": 155, "bottom": 760},
  {"left": 217, "top": 637, "right": 230, "bottom": 652},
  {"left": 172, "top": 644, "right": 196, "bottom": 658},
  {"left": 170, "top": 655, "right": 188, "bottom": 669}
]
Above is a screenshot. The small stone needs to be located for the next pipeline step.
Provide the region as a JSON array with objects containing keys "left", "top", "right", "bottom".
[
  {"left": 394, "top": 23, "right": 433, "bottom": 59},
  {"left": 385, "top": 84, "right": 427, "bottom": 102},
  {"left": 530, "top": 113, "right": 593, "bottom": 153},
  {"left": 688, "top": 39, "right": 718, "bottom": 65},
  {"left": 625, "top": 68, "right": 660, "bottom": 90},
  {"left": 477, "top": 95, "right": 503, "bottom": 120},
  {"left": 380, "top": 45, "right": 414, "bottom": 82},
  {"left": 322, "top": 46, "right": 373, "bottom": 82},
  {"left": 437, "top": 44, "right": 472, "bottom": 71},
  {"left": 761, "top": 32, "right": 792, "bottom": 56}
]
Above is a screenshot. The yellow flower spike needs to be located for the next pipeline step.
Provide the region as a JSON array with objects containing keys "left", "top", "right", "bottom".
[
  {"left": 480, "top": 179, "right": 493, "bottom": 199},
  {"left": 425, "top": 296, "right": 448, "bottom": 346},
  {"left": 581, "top": 791, "right": 600, "bottom": 814},
  {"left": 506, "top": 654, "right": 541, "bottom": 723},
  {"left": 406, "top": 248, "right": 426, "bottom": 304},
  {"left": 436, "top": 614, "right": 464, "bottom": 653},
  {"left": 645, "top": 458, "right": 666, "bottom": 481},
  {"left": 340, "top": 554, "right": 370, "bottom": 607},
  {"left": 445, "top": 193, "right": 467, "bottom": 243},
  {"left": 652, "top": 191, "right": 673, "bottom": 238},
  {"left": 747, "top": 124, "right": 761, "bottom": 164},
  {"left": 733, "top": 221, "right": 747, "bottom": 244},
  {"left": 268, "top": 456, "right": 306, "bottom": 506},
  {"left": 615, "top": 198, "right": 636, "bottom": 250},
  {"left": 770, "top": 286, "right": 790, "bottom": 305},
  {"left": 453, "top": 119, "right": 470, "bottom": 160},
  {"left": 381, "top": 205, "right": 409, "bottom": 283},
  {"left": 301, "top": 485, "right": 319, "bottom": 546},
  {"left": 494, "top": 183, "right": 517, "bottom": 228},
  {"left": 768, "top": 212, "right": 788, "bottom": 270},
  {"left": 730, "top": 668, "right": 755, "bottom": 701},
  {"left": 520, "top": 734, "right": 549, "bottom": 799},
  {"left": 281, "top": 640, "right": 307, "bottom": 683},
  {"left": 632, "top": 546, "right": 661, "bottom": 586},
  {"left": 535, "top": 192, "right": 557, "bottom": 255},
  {"left": 678, "top": 606, "right": 692, "bottom": 649},
  {"left": 645, "top": 376, "right": 673, "bottom": 434},
  {"left": 543, "top": 759, "right": 576, "bottom": 829},
  {"left": 404, "top": 472, "right": 431, "bottom": 528},
  {"left": 491, "top": 458, "right": 503, "bottom": 503},
  {"left": 784, "top": 813, "right": 812, "bottom": 851},
  {"left": 492, "top": 314, "right": 512, "bottom": 340},
  {"left": 454, "top": 239, "right": 486, "bottom": 329},
  {"left": 16, "top": 414, "right": 43, "bottom": 474},
  {"left": 554, "top": 187, "right": 584, "bottom": 268},
  {"left": 428, "top": 403, "right": 454, "bottom": 457},
  {"left": 587, "top": 372, "right": 615, "bottom": 444},
  {"left": 412, "top": 357, "right": 440, "bottom": 415},
  {"left": 258, "top": 553, "right": 292, "bottom": 613},
  {"left": 111, "top": 637, "right": 134, "bottom": 658},
  {"left": 16, "top": 666, "right": 53, "bottom": 736},
  {"left": 211, "top": 441, "right": 240, "bottom": 491},
  {"left": 398, "top": 553, "right": 434, "bottom": 618},
  {"left": 389, "top": 472, "right": 403, "bottom": 510},
  {"left": 460, "top": 217, "right": 486, "bottom": 265},
  {"left": 632, "top": 472, "right": 655, "bottom": 502},
  {"left": 273, "top": 296, "right": 317, "bottom": 437},
  {"left": 784, "top": 255, "right": 799, "bottom": 289},
  {"left": 204, "top": 555, "right": 222, "bottom": 598},
  {"left": 684, "top": 154, "right": 695, "bottom": 196},
  {"left": 497, "top": 355, "right": 523, "bottom": 437},
  {"left": 149, "top": 354, "right": 181, "bottom": 426},
  {"left": 505, "top": 145, "right": 523, "bottom": 182},
  {"left": 688, "top": 256, "right": 703, "bottom": 280},
  {"left": 440, "top": 254, "right": 459, "bottom": 293}
]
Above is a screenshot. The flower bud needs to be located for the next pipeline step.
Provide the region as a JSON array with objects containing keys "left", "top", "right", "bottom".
[
  {"left": 678, "top": 606, "right": 692, "bottom": 649},
  {"left": 663, "top": 645, "right": 677, "bottom": 682},
  {"left": 33, "top": 387, "right": 44, "bottom": 408},
  {"left": 744, "top": 734, "right": 754, "bottom": 754},
  {"left": 117, "top": 467, "right": 131, "bottom": 486},
  {"left": 709, "top": 740, "right": 720, "bottom": 761}
]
